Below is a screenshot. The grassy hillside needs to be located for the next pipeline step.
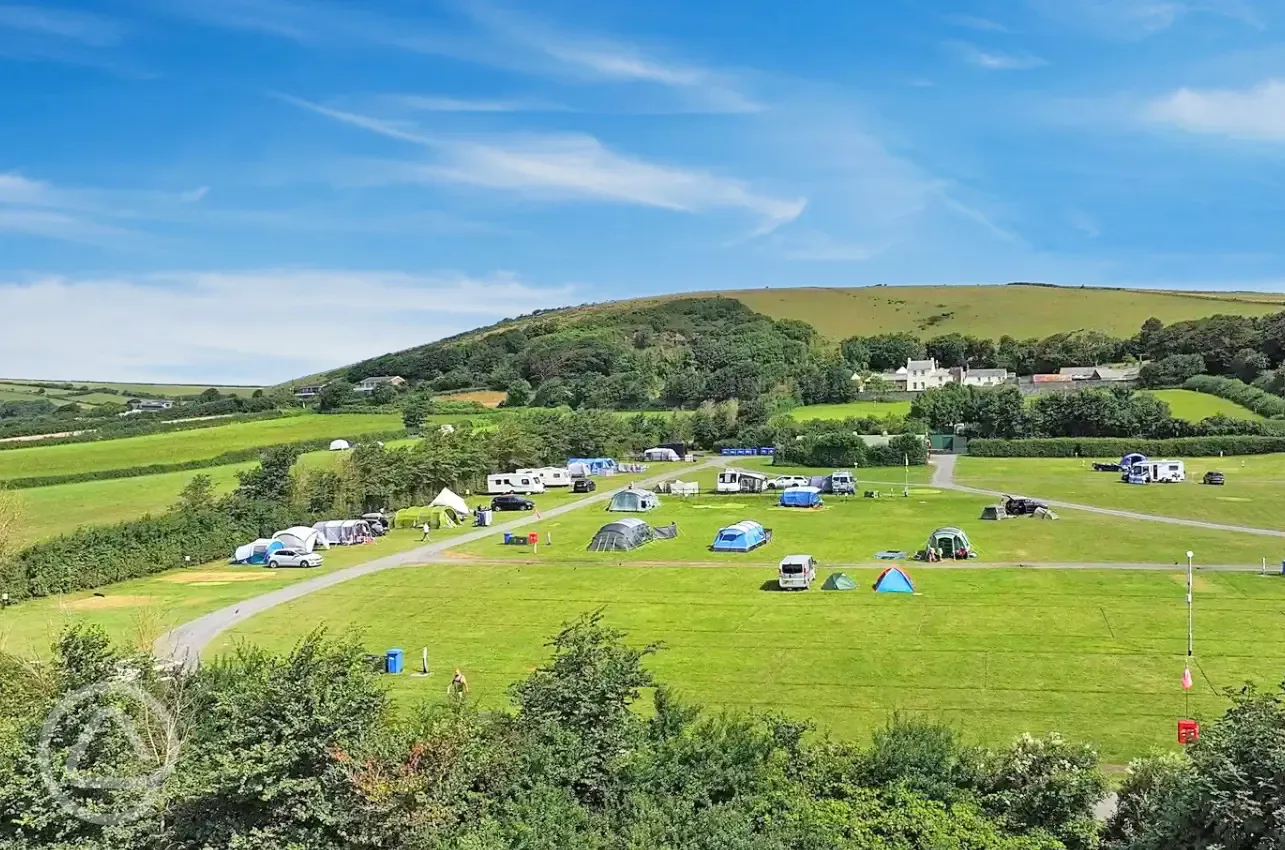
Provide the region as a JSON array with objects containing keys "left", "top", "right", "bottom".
[
  {"left": 0, "top": 379, "right": 263, "bottom": 400},
  {"left": 730, "top": 285, "right": 1285, "bottom": 340},
  {"left": 1145, "top": 389, "right": 1265, "bottom": 423}
]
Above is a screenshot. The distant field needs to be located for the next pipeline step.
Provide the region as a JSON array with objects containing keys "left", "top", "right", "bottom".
[
  {"left": 0, "top": 379, "right": 263, "bottom": 398},
  {"left": 1146, "top": 389, "right": 1265, "bottom": 422},
  {"left": 790, "top": 400, "right": 912, "bottom": 420},
  {"left": 0, "top": 413, "right": 402, "bottom": 481},
  {"left": 437, "top": 389, "right": 506, "bottom": 407},
  {"left": 728, "top": 285, "right": 1285, "bottom": 340}
]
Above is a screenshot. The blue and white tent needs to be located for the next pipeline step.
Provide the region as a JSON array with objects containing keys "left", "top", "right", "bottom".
[
  {"left": 568, "top": 457, "right": 618, "bottom": 476},
  {"left": 711, "top": 520, "right": 770, "bottom": 552},
  {"left": 779, "top": 486, "right": 823, "bottom": 508},
  {"left": 231, "top": 538, "right": 283, "bottom": 565}
]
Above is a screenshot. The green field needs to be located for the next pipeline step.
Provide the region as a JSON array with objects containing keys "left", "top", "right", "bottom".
[
  {"left": 729, "top": 285, "right": 1285, "bottom": 340},
  {"left": 208, "top": 563, "right": 1285, "bottom": 762},
  {"left": 955, "top": 455, "right": 1285, "bottom": 533},
  {"left": 0, "top": 412, "right": 403, "bottom": 481},
  {"left": 1146, "top": 389, "right": 1265, "bottom": 422},
  {"left": 789, "top": 400, "right": 912, "bottom": 420}
]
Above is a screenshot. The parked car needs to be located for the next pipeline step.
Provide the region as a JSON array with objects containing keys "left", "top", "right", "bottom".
[
  {"left": 767, "top": 474, "right": 811, "bottom": 490},
  {"left": 361, "top": 512, "right": 389, "bottom": 535},
  {"left": 572, "top": 478, "right": 597, "bottom": 493},
  {"left": 266, "top": 548, "right": 322, "bottom": 569},
  {"left": 1004, "top": 496, "right": 1047, "bottom": 516},
  {"left": 1203, "top": 471, "right": 1225, "bottom": 486},
  {"left": 1092, "top": 462, "right": 1121, "bottom": 472},
  {"left": 777, "top": 554, "right": 817, "bottom": 590},
  {"left": 492, "top": 494, "right": 536, "bottom": 512}
]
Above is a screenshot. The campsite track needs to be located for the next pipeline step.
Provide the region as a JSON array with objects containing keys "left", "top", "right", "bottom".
[
  {"left": 155, "top": 459, "right": 726, "bottom": 668},
  {"left": 931, "top": 454, "right": 1285, "bottom": 539}
]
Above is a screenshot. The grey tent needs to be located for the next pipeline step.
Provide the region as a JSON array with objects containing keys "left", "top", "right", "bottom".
[
  {"left": 652, "top": 522, "right": 679, "bottom": 539},
  {"left": 925, "top": 526, "right": 973, "bottom": 558},
  {"left": 821, "top": 572, "right": 858, "bottom": 591},
  {"left": 587, "top": 518, "right": 653, "bottom": 551},
  {"left": 980, "top": 504, "right": 1007, "bottom": 521},
  {"left": 607, "top": 488, "right": 659, "bottom": 512}
]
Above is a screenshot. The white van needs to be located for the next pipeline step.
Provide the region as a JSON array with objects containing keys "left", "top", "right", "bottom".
[
  {"left": 778, "top": 555, "right": 817, "bottom": 590},
  {"left": 485, "top": 473, "right": 547, "bottom": 495},
  {"left": 518, "top": 467, "right": 571, "bottom": 488}
]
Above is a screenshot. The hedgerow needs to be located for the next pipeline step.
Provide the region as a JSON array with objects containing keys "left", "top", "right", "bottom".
[
  {"left": 968, "top": 435, "right": 1285, "bottom": 457},
  {"left": 1183, "top": 374, "right": 1285, "bottom": 418}
]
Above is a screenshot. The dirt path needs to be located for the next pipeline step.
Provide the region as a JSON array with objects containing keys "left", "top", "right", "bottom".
[
  {"left": 932, "top": 454, "right": 1285, "bottom": 539},
  {"left": 154, "top": 459, "right": 725, "bottom": 668}
]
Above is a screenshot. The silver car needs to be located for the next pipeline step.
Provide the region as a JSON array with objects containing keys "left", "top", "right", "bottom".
[{"left": 267, "top": 548, "right": 323, "bottom": 568}]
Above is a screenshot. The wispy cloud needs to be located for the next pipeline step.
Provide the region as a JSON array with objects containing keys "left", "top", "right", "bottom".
[
  {"left": 1027, "top": 0, "right": 1261, "bottom": 38},
  {"left": 376, "top": 94, "right": 561, "bottom": 113},
  {"left": 1145, "top": 79, "right": 1285, "bottom": 141},
  {"left": 772, "top": 230, "right": 880, "bottom": 262},
  {"left": 0, "top": 4, "right": 122, "bottom": 46},
  {"left": 943, "top": 13, "right": 1013, "bottom": 33},
  {"left": 281, "top": 96, "right": 806, "bottom": 234},
  {"left": 0, "top": 270, "right": 575, "bottom": 382},
  {"left": 951, "top": 42, "right": 1047, "bottom": 70}
]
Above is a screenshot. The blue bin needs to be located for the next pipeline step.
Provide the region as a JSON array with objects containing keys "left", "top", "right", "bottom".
[
  {"left": 503, "top": 532, "right": 512, "bottom": 544},
  {"left": 385, "top": 648, "right": 404, "bottom": 674}
]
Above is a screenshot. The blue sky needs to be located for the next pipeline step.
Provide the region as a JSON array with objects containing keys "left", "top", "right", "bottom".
[{"left": 2, "top": 0, "right": 1285, "bottom": 382}]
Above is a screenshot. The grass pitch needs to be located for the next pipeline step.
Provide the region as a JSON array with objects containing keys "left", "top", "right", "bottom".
[
  {"left": 1145, "top": 389, "right": 1264, "bottom": 422},
  {"left": 209, "top": 562, "right": 1285, "bottom": 763},
  {"left": 789, "top": 401, "right": 913, "bottom": 420}
]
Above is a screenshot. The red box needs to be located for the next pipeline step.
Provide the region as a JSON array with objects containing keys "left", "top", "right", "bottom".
[
  {"left": 1177, "top": 719, "right": 1200, "bottom": 744},
  {"left": 528, "top": 532, "right": 539, "bottom": 545}
]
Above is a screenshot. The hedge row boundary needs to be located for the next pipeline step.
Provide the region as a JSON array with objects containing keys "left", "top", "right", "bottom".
[
  {"left": 968, "top": 435, "right": 1285, "bottom": 458},
  {"left": 1182, "top": 374, "right": 1285, "bottom": 419}
]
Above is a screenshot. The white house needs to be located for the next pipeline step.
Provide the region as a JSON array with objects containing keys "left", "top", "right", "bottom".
[
  {"left": 905, "top": 358, "right": 953, "bottom": 391},
  {"left": 855, "top": 360, "right": 1014, "bottom": 393},
  {"left": 952, "top": 367, "right": 1012, "bottom": 387},
  {"left": 354, "top": 375, "right": 406, "bottom": 393}
]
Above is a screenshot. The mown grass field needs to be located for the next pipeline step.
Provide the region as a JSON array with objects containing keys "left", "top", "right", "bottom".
[
  {"left": 1146, "top": 389, "right": 1265, "bottom": 422},
  {"left": 789, "top": 400, "right": 913, "bottom": 420},
  {"left": 955, "top": 455, "right": 1285, "bottom": 533},
  {"left": 728, "top": 285, "right": 1285, "bottom": 339},
  {"left": 0, "top": 412, "right": 404, "bottom": 480},
  {"left": 208, "top": 563, "right": 1285, "bottom": 762}
]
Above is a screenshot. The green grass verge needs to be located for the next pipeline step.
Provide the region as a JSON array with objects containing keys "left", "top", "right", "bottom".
[
  {"left": 789, "top": 401, "right": 913, "bottom": 420},
  {"left": 208, "top": 563, "right": 1285, "bottom": 763},
  {"left": 955, "top": 455, "right": 1285, "bottom": 533},
  {"left": 1145, "top": 389, "right": 1265, "bottom": 422},
  {"left": 0, "top": 412, "right": 404, "bottom": 481}
]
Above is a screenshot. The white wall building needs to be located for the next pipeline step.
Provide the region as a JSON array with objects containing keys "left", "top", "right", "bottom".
[{"left": 856, "top": 359, "right": 1014, "bottom": 393}]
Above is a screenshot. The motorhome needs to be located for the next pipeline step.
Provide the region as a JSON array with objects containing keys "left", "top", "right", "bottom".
[
  {"left": 1126, "top": 459, "right": 1186, "bottom": 484},
  {"left": 517, "top": 467, "right": 571, "bottom": 488},
  {"left": 485, "top": 472, "right": 547, "bottom": 495}
]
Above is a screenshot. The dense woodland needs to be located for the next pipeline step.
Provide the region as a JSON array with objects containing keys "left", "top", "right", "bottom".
[{"left": 3, "top": 617, "right": 1284, "bottom": 849}]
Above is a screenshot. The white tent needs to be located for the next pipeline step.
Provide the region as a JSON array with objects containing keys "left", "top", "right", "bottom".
[
  {"left": 329, "top": 439, "right": 351, "bottom": 451},
  {"left": 430, "top": 487, "right": 470, "bottom": 516},
  {"left": 273, "top": 526, "right": 331, "bottom": 552},
  {"left": 313, "top": 520, "right": 373, "bottom": 545},
  {"left": 313, "top": 520, "right": 346, "bottom": 545},
  {"left": 669, "top": 480, "right": 699, "bottom": 496},
  {"left": 643, "top": 447, "right": 681, "bottom": 462}
]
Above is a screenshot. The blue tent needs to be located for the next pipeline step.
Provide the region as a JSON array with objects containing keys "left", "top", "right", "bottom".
[
  {"left": 569, "top": 457, "right": 618, "bottom": 476},
  {"left": 232, "top": 538, "right": 283, "bottom": 565},
  {"left": 711, "top": 520, "right": 770, "bottom": 552},
  {"left": 873, "top": 566, "right": 914, "bottom": 593},
  {"left": 779, "top": 486, "right": 823, "bottom": 508}
]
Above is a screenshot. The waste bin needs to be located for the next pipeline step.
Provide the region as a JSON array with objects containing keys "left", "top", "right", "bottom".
[
  {"left": 385, "top": 648, "right": 404, "bottom": 674},
  {"left": 503, "top": 532, "right": 512, "bottom": 544}
]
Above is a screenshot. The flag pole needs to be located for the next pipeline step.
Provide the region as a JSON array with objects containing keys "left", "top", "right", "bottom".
[{"left": 1185, "top": 549, "right": 1194, "bottom": 716}]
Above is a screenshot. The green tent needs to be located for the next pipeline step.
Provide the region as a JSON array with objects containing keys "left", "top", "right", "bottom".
[{"left": 821, "top": 572, "right": 858, "bottom": 591}]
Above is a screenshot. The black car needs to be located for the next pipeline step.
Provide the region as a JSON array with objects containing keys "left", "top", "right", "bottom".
[
  {"left": 1004, "top": 496, "right": 1047, "bottom": 516},
  {"left": 491, "top": 494, "right": 536, "bottom": 511},
  {"left": 572, "top": 478, "right": 597, "bottom": 493},
  {"left": 1203, "top": 471, "right": 1225, "bottom": 486},
  {"left": 1092, "top": 462, "right": 1121, "bottom": 472}
]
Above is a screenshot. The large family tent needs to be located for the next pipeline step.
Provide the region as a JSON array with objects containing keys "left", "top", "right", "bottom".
[
  {"left": 873, "top": 567, "right": 915, "bottom": 593},
  {"left": 329, "top": 439, "right": 351, "bottom": 451},
  {"left": 643, "top": 447, "right": 681, "bottom": 462},
  {"left": 430, "top": 488, "right": 470, "bottom": 517},
  {"left": 231, "top": 538, "right": 283, "bottom": 565},
  {"left": 312, "top": 519, "right": 373, "bottom": 545},
  {"left": 587, "top": 518, "right": 653, "bottom": 552},
  {"left": 607, "top": 488, "right": 659, "bottom": 512},
  {"left": 273, "top": 526, "right": 330, "bottom": 553},
  {"left": 711, "top": 520, "right": 770, "bottom": 553},
  {"left": 569, "top": 457, "right": 618, "bottom": 476},
  {"left": 925, "top": 526, "right": 972, "bottom": 558},
  {"left": 779, "top": 486, "right": 823, "bottom": 508},
  {"left": 821, "top": 572, "right": 858, "bottom": 591}
]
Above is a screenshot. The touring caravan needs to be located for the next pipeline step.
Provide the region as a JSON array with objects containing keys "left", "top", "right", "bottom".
[
  {"left": 716, "top": 469, "right": 769, "bottom": 494},
  {"left": 518, "top": 467, "right": 572, "bottom": 488},
  {"left": 486, "top": 472, "right": 547, "bottom": 495}
]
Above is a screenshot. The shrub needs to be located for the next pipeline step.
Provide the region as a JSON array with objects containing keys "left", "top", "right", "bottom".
[
  {"left": 1183, "top": 374, "right": 1285, "bottom": 418},
  {"left": 1138, "top": 354, "right": 1205, "bottom": 388}
]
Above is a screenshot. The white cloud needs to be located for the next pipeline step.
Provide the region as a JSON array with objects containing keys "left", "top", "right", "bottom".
[
  {"left": 943, "top": 13, "right": 1013, "bottom": 33},
  {"left": 0, "top": 270, "right": 575, "bottom": 383},
  {"left": 1027, "top": 0, "right": 1261, "bottom": 38},
  {"left": 1145, "top": 79, "right": 1285, "bottom": 140},
  {"left": 378, "top": 94, "right": 557, "bottom": 113},
  {"left": 951, "top": 42, "right": 1047, "bottom": 70},
  {"left": 773, "top": 231, "right": 880, "bottom": 262},
  {"left": 0, "top": 4, "right": 122, "bottom": 46},
  {"left": 283, "top": 97, "right": 806, "bottom": 234}
]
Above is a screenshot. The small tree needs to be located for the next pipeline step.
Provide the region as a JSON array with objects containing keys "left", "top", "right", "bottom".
[
  {"left": 172, "top": 474, "right": 216, "bottom": 516},
  {"left": 369, "top": 382, "right": 398, "bottom": 405},
  {"left": 402, "top": 400, "right": 429, "bottom": 432},
  {"left": 318, "top": 381, "right": 355, "bottom": 411},
  {"left": 501, "top": 380, "right": 533, "bottom": 408}
]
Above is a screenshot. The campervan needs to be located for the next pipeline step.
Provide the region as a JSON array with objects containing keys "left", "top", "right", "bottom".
[
  {"left": 518, "top": 467, "right": 571, "bottom": 488},
  {"left": 485, "top": 472, "right": 547, "bottom": 495},
  {"left": 1127, "top": 459, "right": 1185, "bottom": 484},
  {"left": 829, "top": 470, "right": 856, "bottom": 495},
  {"left": 777, "top": 555, "right": 817, "bottom": 590}
]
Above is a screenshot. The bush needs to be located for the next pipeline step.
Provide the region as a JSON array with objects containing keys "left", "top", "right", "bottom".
[
  {"left": 968, "top": 435, "right": 1285, "bottom": 457},
  {"left": 1183, "top": 374, "right": 1285, "bottom": 418},
  {"left": 1138, "top": 354, "right": 1205, "bottom": 388}
]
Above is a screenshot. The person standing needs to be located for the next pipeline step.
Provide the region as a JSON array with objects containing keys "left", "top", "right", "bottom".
[
  {"left": 448, "top": 668, "right": 468, "bottom": 698},
  {"left": 420, "top": 522, "right": 431, "bottom": 542}
]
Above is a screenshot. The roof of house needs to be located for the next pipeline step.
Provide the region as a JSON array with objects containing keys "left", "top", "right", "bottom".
[
  {"left": 907, "top": 359, "right": 939, "bottom": 371},
  {"left": 360, "top": 375, "right": 403, "bottom": 383},
  {"left": 968, "top": 368, "right": 1010, "bottom": 379},
  {"left": 1093, "top": 367, "right": 1130, "bottom": 381},
  {"left": 1058, "top": 366, "right": 1098, "bottom": 378}
]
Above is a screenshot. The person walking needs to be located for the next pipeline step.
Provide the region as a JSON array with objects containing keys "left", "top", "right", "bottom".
[
  {"left": 448, "top": 668, "right": 469, "bottom": 698},
  {"left": 420, "top": 522, "right": 431, "bottom": 542}
]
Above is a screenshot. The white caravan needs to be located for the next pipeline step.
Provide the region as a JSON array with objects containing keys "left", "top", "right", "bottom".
[
  {"left": 517, "top": 467, "right": 572, "bottom": 487},
  {"left": 485, "top": 472, "right": 547, "bottom": 495}
]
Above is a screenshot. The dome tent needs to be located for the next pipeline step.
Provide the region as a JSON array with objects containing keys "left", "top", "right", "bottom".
[
  {"left": 587, "top": 518, "right": 653, "bottom": 551},
  {"left": 329, "top": 439, "right": 351, "bottom": 451},
  {"left": 273, "top": 526, "right": 330, "bottom": 553},
  {"left": 873, "top": 566, "right": 914, "bottom": 593},
  {"left": 925, "top": 526, "right": 972, "bottom": 559},
  {"left": 711, "top": 520, "right": 770, "bottom": 552},
  {"left": 821, "top": 572, "right": 857, "bottom": 591},
  {"left": 607, "top": 488, "right": 659, "bottom": 512},
  {"left": 231, "top": 538, "right": 282, "bottom": 565}
]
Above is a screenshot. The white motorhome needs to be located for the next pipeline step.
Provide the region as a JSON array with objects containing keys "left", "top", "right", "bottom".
[
  {"left": 485, "top": 472, "right": 547, "bottom": 495},
  {"left": 777, "top": 554, "right": 817, "bottom": 590},
  {"left": 517, "top": 467, "right": 571, "bottom": 488},
  {"left": 1130, "top": 459, "right": 1186, "bottom": 483}
]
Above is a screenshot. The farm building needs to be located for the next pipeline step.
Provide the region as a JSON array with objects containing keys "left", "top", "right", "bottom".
[
  {"left": 587, "top": 518, "right": 653, "bottom": 552},
  {"left": 607, "top": 488, "right": 659, "bottom": 512}
]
